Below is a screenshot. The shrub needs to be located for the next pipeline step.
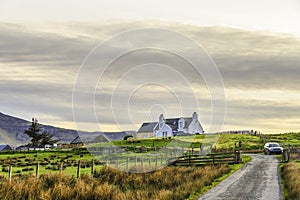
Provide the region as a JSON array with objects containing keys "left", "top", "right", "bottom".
[
  {"left": 282, "top": 162, "right": 300, "bottom": 200},
  {"left": 22, "top": 167, "right": 34, "bottom": 172},
  {"left": 2, "top": 167, "right": 9, "bottom": 172}
]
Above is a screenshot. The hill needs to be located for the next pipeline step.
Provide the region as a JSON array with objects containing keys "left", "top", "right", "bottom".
[
  {"left": 0, "top": 112, "right": 84, "bottom": 146},
  {"left": 0, "top": 112, "right": 136, "bottom": 147}
]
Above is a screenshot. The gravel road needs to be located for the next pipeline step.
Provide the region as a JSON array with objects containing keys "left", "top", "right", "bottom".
[{"left": 198, "top": 154, "right": 282, "bottom": 200}]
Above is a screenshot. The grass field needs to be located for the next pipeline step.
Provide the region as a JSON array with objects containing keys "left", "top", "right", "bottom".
[
  {"left": 0, "top": 150, "right": 102, "bottom": 177},
  {"left": 90, "top": 133, "right": 300, "bottom": 153},
  {"left": 1, "top": 133, "right": 300, "bottom": 199},
  {"left": 109, "top": 133, "right": 266, "bottom": 152},
  {"left": 263, "top": 133, "right": 300, "bottom": 148},
  {"left": 2, "top": 133, "right": 300, "bottom": 177}
]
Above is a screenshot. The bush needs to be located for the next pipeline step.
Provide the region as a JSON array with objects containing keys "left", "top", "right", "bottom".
[
  {"left": 282, "top": 162, "right": 300, "bottom": 200},
  {"left": 2, "top": 167, "right": 9, "bottom": 172},
  {"left": 123, "top": 135, "right": 133, "bottom": 141},
  {"left": 22, "top": 167, "right": 34, "bottom": 172}
]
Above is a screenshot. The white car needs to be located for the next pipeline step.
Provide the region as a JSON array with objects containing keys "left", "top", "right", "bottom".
[{"left": 264, "top": 142, "right": 283, "bottom": 155}]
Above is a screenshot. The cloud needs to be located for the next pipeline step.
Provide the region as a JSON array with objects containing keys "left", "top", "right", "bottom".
[{"left": 0, "top": 21, "right": 299, "bottom": 133}]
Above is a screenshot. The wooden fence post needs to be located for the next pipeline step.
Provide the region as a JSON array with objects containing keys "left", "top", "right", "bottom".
[
  {"left": 165, "top": 153, "right": 168, "bottom": 165},
  {"left": 126, "top": 157, "right": 129, "bottom": 171},
  {"left": 36, "top": 162, "right": 39, "bottom": 178},
  {"left": 91, "top": 159, "right": 94, "bottom": 176},
  {"left": 77, "top": 160, "right": 81, "bottom": 178},
  {"left": 234, "top": 151, "right": 241, "bottom": 163},
  {"left": 282, "top": 150, "right": 286, "bottom": 162},
  {"left": 116, "top": 158, "right": 119, "bottom": 168},
  {"left": 148, "top": 156, "right": 151, "bottom": 167},
  {"left": 59, "top": 162, "right": 63, "bottom": 173},
  {"left": 8, "top": 165, "right": 12, "bottom": 182},
  {"left": 200, "top": 144, "right": 203, "bottom": 154},
  {"left": 155, "top": 156, "right": 158, "bottom": 168}
]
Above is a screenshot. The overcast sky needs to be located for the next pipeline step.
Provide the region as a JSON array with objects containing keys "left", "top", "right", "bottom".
[{"left": 0, "top": 1, "right": 300, "bottom": 133}]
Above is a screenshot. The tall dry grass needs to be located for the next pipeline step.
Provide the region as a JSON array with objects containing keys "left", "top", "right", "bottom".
[
  {"left": 0, "top": 165, "right": 229, "bottom": 200},
  {"left": 282, "top": 162, "right": 300, "bottom": 200}
]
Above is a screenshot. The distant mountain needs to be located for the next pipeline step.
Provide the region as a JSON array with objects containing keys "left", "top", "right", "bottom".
[
  {"left": 0, "top": 112, "right": 84, "bottom": 147},
  {"left": 0, "top": 112, "right": 136, "bottom": 147}
]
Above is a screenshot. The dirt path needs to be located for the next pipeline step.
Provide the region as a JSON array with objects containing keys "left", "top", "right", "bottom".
[{"left": 198, "top": 154, "right": 282, "bottom": 200}]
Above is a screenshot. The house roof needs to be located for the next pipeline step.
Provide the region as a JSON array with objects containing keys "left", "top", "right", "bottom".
[
  {"left": 165, "top": 117, "right": 192, "bottom": 130},
  {"left": 70, "top": 135, "right": 97, "bottom": 144},
  {"left": 102, "top": 132, "right": 129, "bottom": 141},
  {"left": 0, "top": 144, "right": 13, "bottom": 151},
  {"left": 138, "top": 117, "right": 193, "bottom": 133},
  {"left": 137, "top": 122, "right": 158, "bottom": 133},
  {"left": 70, "top": 132, "right": 131, "bottom": 144}
]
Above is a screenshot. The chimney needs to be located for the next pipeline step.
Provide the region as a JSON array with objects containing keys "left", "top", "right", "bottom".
[
  {"left": 159, "top": 114, "right": 164, "bottom": 129},
  {"left": 192, "top": 112, "right": 198, "bottom": 121}
]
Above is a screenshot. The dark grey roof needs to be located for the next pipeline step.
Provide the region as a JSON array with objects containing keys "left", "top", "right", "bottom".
[
  {"left": 0, "top": 144, "right": 13, "bottom": 151},
  {"left": 102, "top": 132, "right": 128, "bottom": 141},
  {"left": 70, "top": 131, "right": 133, "bottom": 144},
  {"left": 138, "top": 117, "right": 192, "bottom": 133},
  {"left": 138, "top": 117, "right": 193, "bottom": 133},
  {"left": 70, "top": 135, "right": 98, "bottom": 144},
  {"left": 137, "top": 122, "right": 157, "bottom": 133},
  {"left": 165, "top": 117, "right": 192, "bottom": 130}
]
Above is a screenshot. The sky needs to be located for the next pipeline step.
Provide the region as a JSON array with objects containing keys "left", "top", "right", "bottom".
[{"left": 0, "top": 1, "right": 300, "bottom": 133}]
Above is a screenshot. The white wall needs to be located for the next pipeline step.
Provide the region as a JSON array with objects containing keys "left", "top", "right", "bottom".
[
  {"left": 188, "top": 120, "right": 204, "bottom": 134},
  {"left": 154, "top": 124, "right": 173, "bottom": 137}
]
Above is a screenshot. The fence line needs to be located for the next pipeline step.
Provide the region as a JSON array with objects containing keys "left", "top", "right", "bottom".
[
  {"left": 3, "top": 151, "right": 245, "bottom": 180},
  {"left": 169, "top": 151, "right": 242, "bottom": 166}
]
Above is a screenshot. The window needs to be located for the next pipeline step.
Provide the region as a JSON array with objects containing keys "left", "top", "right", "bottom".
[{"left": 179, "top": 121, "right": 183, "bottom": 129}]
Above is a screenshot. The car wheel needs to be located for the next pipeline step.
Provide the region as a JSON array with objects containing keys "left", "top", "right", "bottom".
[{"left": 264, "top": 149, "right": 270, "bottom": 155}]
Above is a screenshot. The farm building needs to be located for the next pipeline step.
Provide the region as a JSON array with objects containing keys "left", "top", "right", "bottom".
[
  {"left": 137, "top": 112, "right": 204, "bottom": 139},
  {"left": 70, "top": 131, "right": 136, "bottom": 147},
  {"left": 0, "top": 144, "right": 13, "bottom": 151}
]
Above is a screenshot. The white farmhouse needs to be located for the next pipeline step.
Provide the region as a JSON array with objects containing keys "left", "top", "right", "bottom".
[{"left": 137, "top": 112, "right": 204, "bottom": 139}]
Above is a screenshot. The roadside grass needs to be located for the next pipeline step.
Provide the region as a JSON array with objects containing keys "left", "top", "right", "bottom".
[
  {"left": 0, "top": 165, "right": 230, "bottom": 200},
  {"left": 281, "top": 162, "right": 300, "bottom": 200},
  {"left": 296, "top": 161, "right": 300, "bottom": 168},
  {"left": 188, "top": 155, "right": 252, "bottom": 200}
]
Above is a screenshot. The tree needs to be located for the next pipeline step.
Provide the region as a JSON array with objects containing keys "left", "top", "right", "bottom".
[
  {"left": 24, "top": 118, "right": 43, "bottom": 146},
  {"left": 24, "top": 118, "right": 59, "bottom": 147},
  {"left": 123, "top": 135, "right": 133, "bottom": 140},
  {"left": 40, "top": 131, "right": 59, "bottom": 146}
]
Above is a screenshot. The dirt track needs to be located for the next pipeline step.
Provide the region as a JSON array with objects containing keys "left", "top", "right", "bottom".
[{"left": 198, "top": 154, "right": 282, "bottom": 200}]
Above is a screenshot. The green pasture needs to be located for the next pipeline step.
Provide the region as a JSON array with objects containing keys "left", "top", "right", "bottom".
[{"left": 0, "top": 150, "right": 102, "bottom": 177}]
